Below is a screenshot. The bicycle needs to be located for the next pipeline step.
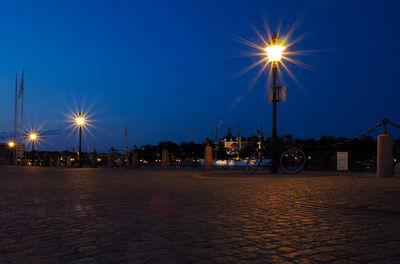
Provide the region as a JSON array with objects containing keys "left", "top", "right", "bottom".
[{"left": 245, "top": 131, "right": 306, "bottom": 174}]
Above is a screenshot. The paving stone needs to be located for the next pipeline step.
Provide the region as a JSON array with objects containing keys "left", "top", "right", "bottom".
[
  {"left": 69, "top": 256, "right": 97, "bottom": 264},
  {"left": 311, "top": 253, "right": 336, "bottom": 262},
  {"left": 0, "top": 168, "right": 399, "bottom": 263}
]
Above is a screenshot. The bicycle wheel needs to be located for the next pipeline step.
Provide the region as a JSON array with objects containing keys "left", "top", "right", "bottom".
[
  {"left": 246, "top": 151, "right": 263, "bottom": 174},
  {"left": 280, "top": 147, "right": 306, "bottom": 174}
]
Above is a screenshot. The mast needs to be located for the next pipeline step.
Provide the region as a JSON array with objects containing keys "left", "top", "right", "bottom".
[
  {"left": 237, "top": 118, "right": 242, "bottom": 159},
  {"left": 14, "top": 74, "right": 18, "bottom": 162},
  {"left": 237, "top": 118, "right": 241, "bottom": 146},
  {"left": 20, "top": 69, "right": 24, "bottom": 151},
  {"left": 214, "top": 121, "right": 218, "bottom": 160},
  {"left": 237, "top": 118, "right": 241, "bottom": 159},
  {"left": 124, "top": 127, "right": 128, "bottom": 164}
]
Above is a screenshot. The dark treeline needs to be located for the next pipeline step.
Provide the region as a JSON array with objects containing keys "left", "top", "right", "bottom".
[
  {"left": 137, "top": 141, "right": 205, "bottom": 164},
  {"left": 136, "top": 135, "right": 400, "bottom": 170},
  {"left": 2, "top": 135, "right": 399, "bottom": 170}
]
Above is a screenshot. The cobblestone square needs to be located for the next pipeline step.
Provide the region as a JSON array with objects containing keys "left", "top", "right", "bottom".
[{"left": 1, "top": 167, "right": 400, "bottom": 263}]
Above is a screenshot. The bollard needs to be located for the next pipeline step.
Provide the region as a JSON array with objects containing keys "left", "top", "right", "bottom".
[
  {"left": 377, "top": 134, "right": 394, "bottom": 177},
  {"left": 161, "top": 149, "right": 169, "bottom": 170},
  {"left": 204, "top": 145, "right": 213, "bottom": 171},
  {"left": 108, "top": 153, "right": 113, "bottom": 169},
  {"left": 66, "top": 156, "right": 72, "bottom": 167},
  {"left": 131, "top": 151, "right": 139, "bottom": 169}
]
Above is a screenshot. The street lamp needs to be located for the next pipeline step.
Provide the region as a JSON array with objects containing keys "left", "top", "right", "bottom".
[
  {"left": 29, "top": 132, "right": 37, "bottom": 152},
  {"left": 8, "top": 141, "right": 15, "bottom": 165},
  {"left": 265, "top": 32, "right": 285, "bottom": 173},
  {"left": 234, "top": 19, "right": 310, "bottom": 172},
  {"left": 76, "top": 113, "right": 85, "bottom": 167}
]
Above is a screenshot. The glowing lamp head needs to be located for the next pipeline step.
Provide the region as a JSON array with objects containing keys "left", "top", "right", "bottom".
[
  {"left": 29, "top": 133, "right": 37, "bottom": 141},
  {"left": 8, "top": 141, "right": 15, "bottom": 148},
  {"left": 76, "top": 116, "right": 85, "bottom": 126},
  {"left": 265, "top": 45, "right": 285, "bottom": 62}
]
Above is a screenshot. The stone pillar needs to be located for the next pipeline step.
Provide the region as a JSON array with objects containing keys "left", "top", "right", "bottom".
[
  {"left": 131, "top": 151, "right": 139, "bottom": 169},
  {"left": 66, "top": 156, "right": 72, "bottom": 167},
  {"left": 204, "top": 145, "right": 213, "bottom": 171},
  {"left": 377, "top": 134, "right": 394, "bottom": 177},
  {"left": 161, "top": 149, "right": 169, "bottom": 170},
  {"left": 49, "top": 159, "right": 54, "bottom": 167},
  {"left": 57, "top": 157, "right": 61, "bottom": 167},
  {"left": 108, "top": 153, "right": 113, "bottom": 169}
]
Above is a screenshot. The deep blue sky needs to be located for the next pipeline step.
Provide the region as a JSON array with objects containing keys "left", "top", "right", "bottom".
[{"left": 1, "top": 0, "right": 400, "bottom": 152}]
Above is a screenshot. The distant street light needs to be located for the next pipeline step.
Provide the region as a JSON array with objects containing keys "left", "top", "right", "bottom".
[
  {"left": 8, "top": 141, "right": 15, "bottom": 165},
  {"left": 8, "top": 141, "right": 15, "bottom": 148},
  {"left": 29, "top": 132, "right": 38, "bottom": 151},
  {"left": 76, "top": 113, "right": 85, "bottom": 167},
  {"left": 266, "top": 32, "right": 286, "bottom": 173}
]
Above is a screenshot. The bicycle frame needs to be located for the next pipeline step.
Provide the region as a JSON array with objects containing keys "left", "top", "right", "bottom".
[{"left": 245, "top": 131, "right": 306, "bottom": 174}]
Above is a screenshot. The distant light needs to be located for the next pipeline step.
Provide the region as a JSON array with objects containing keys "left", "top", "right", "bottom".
[
  {"left": 76, "top": 116, "right": 85, "bottom": 126},
  {"left": 265, "top": 45, "right": 285, "bottom": 62},
  {"left": 29, "top": 133, "right": 37, "bottom": 141},
  {"left": 8, "top": 141, "right": 15, "bottom": 148}
]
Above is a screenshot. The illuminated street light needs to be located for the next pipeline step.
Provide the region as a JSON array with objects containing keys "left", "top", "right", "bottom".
[
  {"left": 234, "top": 17, "right": 311, "bottom": 173},
  {"left": 76, "top": 116, "right": 85, "bottom": 126},
  {"left": 7, "top": 141, "right": 15, "bottom": 166},
  {"left": 265, "top": 45, "right": 285, "bottom": 62},
  {"left": 29, "top": 132, "right": 38, "bottom": 151},
  {"left": 76, "top": 112, "right": 85, "bottom": 167},
  {"left": 268, "top": 32, "right": 285, "bottom": 173}
]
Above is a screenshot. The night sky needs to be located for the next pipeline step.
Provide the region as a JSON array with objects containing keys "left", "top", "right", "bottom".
[{"left": 1, "top": 0, "right": 400, "bottom": 152}]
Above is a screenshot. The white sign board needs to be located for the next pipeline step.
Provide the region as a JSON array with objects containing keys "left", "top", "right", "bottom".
[{"left": 337, "top": 152, "right": 348, "bottom": 171}]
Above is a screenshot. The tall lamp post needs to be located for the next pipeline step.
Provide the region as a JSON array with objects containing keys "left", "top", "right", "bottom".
[
  {"left": 265, "top": 32, "right": 285, "bottom": 173},
  {"left": 29, "top": 133, "right": 37, "bottom": 152},
  {"left": 8, "top": 141, "right": 15, "bottom": 165},
  {"left": 76, "top": 113, "right": 85, "bottom": 168}
]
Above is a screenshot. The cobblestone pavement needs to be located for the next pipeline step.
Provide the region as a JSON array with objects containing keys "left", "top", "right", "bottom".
[{"left": 0, "top": 167, "right": 400, "bottom": 263}]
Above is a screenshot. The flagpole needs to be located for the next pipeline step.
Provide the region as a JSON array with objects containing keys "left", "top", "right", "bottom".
[
  {"left": 20, "top": 69, "right": 24, "bottom": 163},
  {"left": 14, "top": 73, "right": 18, "bottom": 164}
]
